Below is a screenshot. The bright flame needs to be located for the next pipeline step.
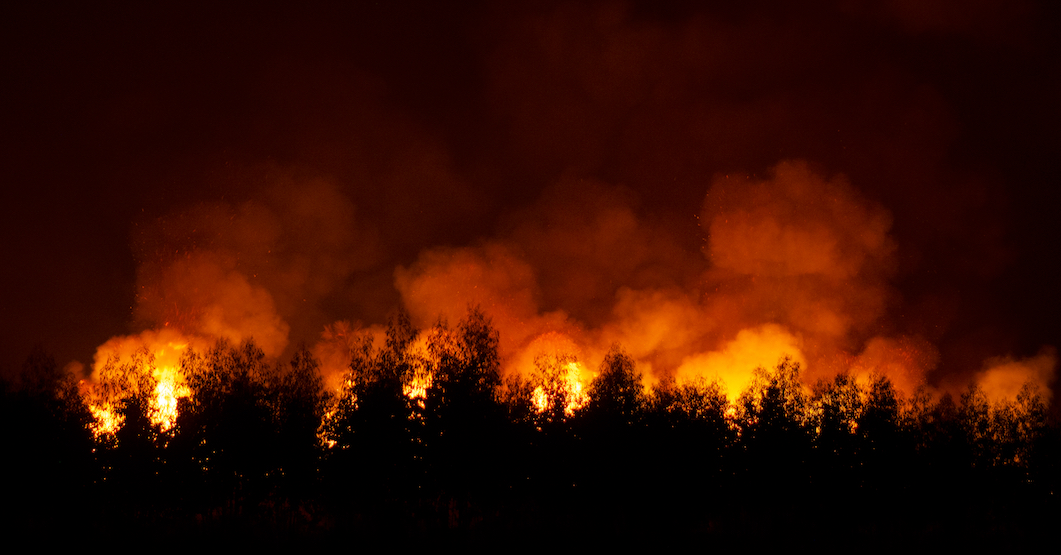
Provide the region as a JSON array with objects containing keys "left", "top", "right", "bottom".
[
  {"left": 83, "top": 328, "right": 200, "bottom": 438},
  {"left": 88, "top": 403, "right": 121, "bottom": 438},
  {"left": 531, "top": 387, "right": 548, "bottom": 413},
  {"left": 150, "top": 371, "right": 189, "bottom": 432},
  {"left": 675, "top": 324, "right": 805, "bottom": 402},
  {"left": 403, "top": 372, "right": 432, "bottom": 400},
  {"left": 531, "top": 360, "right": 588, "bottom": 416}
]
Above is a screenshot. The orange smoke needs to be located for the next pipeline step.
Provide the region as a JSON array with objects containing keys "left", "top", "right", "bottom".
[
  {"left": 392, "top": 160, "right": 955, "bottom": 401},
  {"left": 312, "top": 320, "right": 386, "bottom": 393},
  {"left": 131, "top": 177, "right": 376, "bottom": 358},
  {"left": 80, "top": 177, "right": 380, "bottom": 433},
  {"left": 700, "top": 161, "right": 898, "bottom": 380},
  {"left": 850, "top": 336, "right": 940, "bottom": 397},
  {"left": 975, "top": 347, "right": 1057, "bottom": 404},
  {"left": 135, "top": 251, "right": 290, "bottom": 358},
  {"left": 81, "top": 158, "right": 1056, "bottom": 428},
  {"left": 394, "top": 242, "right": 584, "bottom": 369}
]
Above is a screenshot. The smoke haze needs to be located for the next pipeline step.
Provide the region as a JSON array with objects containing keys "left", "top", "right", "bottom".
[{"left": 2, "top": 1, "right": 1059, "bottom": 402}]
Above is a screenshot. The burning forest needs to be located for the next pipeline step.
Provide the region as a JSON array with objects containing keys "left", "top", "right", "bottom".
[{"left": 3, "top": 0, "right": 1061, "bottom": 544}]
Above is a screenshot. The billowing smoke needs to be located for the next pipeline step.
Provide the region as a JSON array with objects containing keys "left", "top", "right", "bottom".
[
  {"left": 394, "top": 241, "right": 584, "bottom": 377},
  {"left": 133, "top": 251, "right": 290, "bottom": 358},
  {"left": 45, "top": 1, "right": 1056, "bottom": 410},
  {"left": 90, "top": 153, "right": 1051, "bottom": 405},
  {"left": 698, "top": 160, "right": 920, "bottom": 389},
  {"left": 393, "top": 160, "right": 966, "bottom": 398},
  {"left": 974, "top": 347, "right": 1057, "bottom": 404},
  {"left": 88, "top": 176, "right": 378, "bottom": 388}
]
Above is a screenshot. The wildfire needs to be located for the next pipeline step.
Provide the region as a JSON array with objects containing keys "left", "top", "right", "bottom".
[
  {"left": 151, "top": 369, "right": 190, "bottom": 431},
  {"left": 71, "top": 161, "right": 1056, "bottom": 443},
  {"left": 88, "top": 405, "right": 121, "bottom": 438},
  {"left": 674, "top": 324, "right": 806, "bottom": 403},
  {"left": 531, "top": 360, "right": 589, "bottom": 416},
  {"left": 403, "top": 371, "right": 433, "bottom": 401},
  {"left": 83, "top": 328, "right": 199, "bottom": 438}
]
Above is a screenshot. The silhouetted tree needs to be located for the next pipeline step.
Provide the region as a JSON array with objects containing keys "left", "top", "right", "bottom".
[
  {"left": 1012, "top": 383, "right": 1049, "bottom": 476},
  {"left": 575, "top": 348, "right": 648, "bottom": 531},
  {"left": 960, "top": 384, "right": 995, "bottom": 470},
  {"left": 584, "top": 346, "right": 644, "bottom": 427},
  {"left": 321, "top": 311, "right": 421, "bottom": 532},
  {"left": 270, "top": 347, "right": 329, "bottom": 511},
  {"left": 902, "top": 389, "right": 972, "bottom": 533},
  {"left": 641, "top": 376, "right": 734, "bottom": 533},
  {"left": 528, "top": 351, "right": 581, "bottom": 431},
  {"left": 171, "top": 339, "right": 279, "bottom": 523},
  {"left": 647, "top": 375, "right": 733, "bottom": 450},
  {"left": 421, "top": 307, "right": 507, "bottom": 530},
  {"left": 855, "top": 374, "right": 909, "bottom": 508},
  {"left": 500, "top": 371, "right": 537, "bottom": 428},
  {"left": 733, "top": 359, "right": 813, "bottom": 528},
  {"left": 80, "top": 347, "right": 183, "bottom": 528},
  {"left": 859, "top": 374, "right": 903, "bottom": 442},
  {"left": 737, "top": 358, "right": 811, "bottom": 443},
  {"left": 10, "top": 308, "right": 1061, "bottom": 541},
  {"left": 2, "top": 348, "right": 96, "bottom": 534},
  {"left": 108, "top": 393, "right": 167, "bottom": 515},
  {"left": 809, "top": 372, "right": 864, "bottom": 515}
]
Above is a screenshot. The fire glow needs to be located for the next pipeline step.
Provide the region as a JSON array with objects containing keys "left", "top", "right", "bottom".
[
  {"left": 83, "top": 328, "right": 198, "bottom": 438},
  {"left": 531, "top": 360, "right": 590, "bottom": 416},
  {"left": 9, "top": 3, "right": 1061, "bottom": 541},
  {"left": 75, "top": 161, "right": 1056, "bottom": 436}
]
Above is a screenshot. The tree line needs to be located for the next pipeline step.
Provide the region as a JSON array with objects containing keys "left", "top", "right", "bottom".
[{"left": 3, "top": 307, "right": 1059, "bottom": 544}]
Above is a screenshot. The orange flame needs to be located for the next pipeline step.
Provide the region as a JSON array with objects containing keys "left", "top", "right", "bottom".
[
  {"left": 83, "top": 328, "right": 202, "bottom": 438},
  {"left": 530, "top": 360, "right": 588, "bottom": 416}
]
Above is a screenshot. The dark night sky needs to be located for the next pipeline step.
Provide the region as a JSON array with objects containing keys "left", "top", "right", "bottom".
[{"left": 2, "top": 1, "right": 1060, "bottom": 395}]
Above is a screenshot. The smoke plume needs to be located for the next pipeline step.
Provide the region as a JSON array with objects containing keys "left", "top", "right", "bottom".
[
  {"left": 17, "top": 1, "right": 1052, "bottom": 408},
  {"left": 391, "top": 160, "right": 963, "bottom": 398}
]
